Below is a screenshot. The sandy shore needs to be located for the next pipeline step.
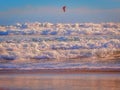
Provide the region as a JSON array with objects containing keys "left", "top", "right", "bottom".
[{"left": 0, "top": 68, "right": 120, "bottom": 74}]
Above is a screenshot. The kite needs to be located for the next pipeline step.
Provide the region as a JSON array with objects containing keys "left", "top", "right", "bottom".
[{"left": 62, "top": 6, "right": 66, "bottom": 12}]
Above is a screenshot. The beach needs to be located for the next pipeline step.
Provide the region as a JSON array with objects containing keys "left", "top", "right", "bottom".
[
  {"left": 0, "top": 71, "right": 120, "bottom": 90},
  {"left": 0, "top": 0, "right": 120, "bottom": 90},
  {"left": 0, "top": 68, "right": 120, "bottom": 74}
]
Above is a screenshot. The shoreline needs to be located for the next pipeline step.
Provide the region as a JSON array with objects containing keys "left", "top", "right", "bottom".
[{"left": 0, "top": 68, "right": 120, "bottom": 74}]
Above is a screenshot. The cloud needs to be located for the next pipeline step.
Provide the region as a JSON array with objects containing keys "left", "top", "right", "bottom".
[
  {"left": 0, "top": 6, "right": 120, "bottom": 24},
  {"left": 0, "top": 6, "right": 120, "bottom": 16},
  {"left": 0, "top": 6, "right": 61, "bottom": 17},
  {"left": 68, "top": 7, "right": 120, "bottom": 14}
]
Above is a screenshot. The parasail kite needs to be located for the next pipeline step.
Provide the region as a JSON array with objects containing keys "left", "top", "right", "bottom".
[{"left": 62, "top": 6, "right": 66, "bottom": 12}]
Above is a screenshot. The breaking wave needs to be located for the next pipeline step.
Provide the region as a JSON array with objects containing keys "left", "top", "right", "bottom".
[{"left": 0, "top": 22, "right": 120, "bottom": 70}]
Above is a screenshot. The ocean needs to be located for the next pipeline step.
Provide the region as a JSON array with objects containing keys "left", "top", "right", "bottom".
[
  {"left": 0, "top": 34, "right": 120, "bottom": 70},
  {"left": 0, "top": 22, "right": 120, "bottom": 90}
]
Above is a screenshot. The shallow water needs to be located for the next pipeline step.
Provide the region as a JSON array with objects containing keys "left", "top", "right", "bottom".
[{"left": 0, "top": 73, "right": 120, "bottom": 90}]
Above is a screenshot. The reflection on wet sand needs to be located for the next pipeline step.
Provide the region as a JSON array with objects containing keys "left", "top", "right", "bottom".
[{"left": 0, "top": 73, "right": 120, "bottom": 90}]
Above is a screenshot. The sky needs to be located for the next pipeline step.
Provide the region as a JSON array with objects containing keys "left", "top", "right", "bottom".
[{"left": 0, "top": 0, "right": 120, "bottom": 25}]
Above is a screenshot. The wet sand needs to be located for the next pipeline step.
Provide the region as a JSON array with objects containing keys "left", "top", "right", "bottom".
[
  {"left": 0, "top": 72, "right": 120, "bottom": 90},
  {"left": 0, "top": 68, "right": 120, "bottom": 74},
  {"left": 0, "top": 69, "right": 120, "bottom": 90}
]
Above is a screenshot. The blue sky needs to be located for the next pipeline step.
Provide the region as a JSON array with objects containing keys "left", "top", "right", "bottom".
[{"left": 0, "top": 0, "right": 120, "bottom": 25}]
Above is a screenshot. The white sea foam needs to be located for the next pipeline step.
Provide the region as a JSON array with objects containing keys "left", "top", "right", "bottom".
[
  {"left": 0, "top": 22, "right": 120, "bottom": 35},
  {"left": 0, "top": 22, "right": 120, "bottom": 69}
]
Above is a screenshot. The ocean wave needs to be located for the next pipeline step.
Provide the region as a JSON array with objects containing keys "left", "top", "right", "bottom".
[
  {"left": 0, "top": 22, "right": 120, "bottom": 69},
  {"left": 0, "top": 23, "right": 120, "bottom": 36},
  {"left": 0, "top": 40, "right": 120, "bottom": 62}
]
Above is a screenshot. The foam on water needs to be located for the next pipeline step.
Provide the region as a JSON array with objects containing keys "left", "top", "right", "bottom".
[{"left": 0, "top": 22, "right": 120, "bottom": 69}]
